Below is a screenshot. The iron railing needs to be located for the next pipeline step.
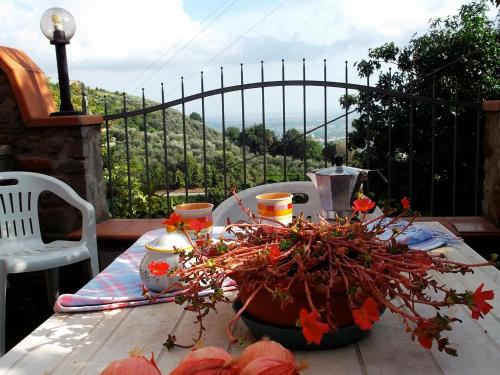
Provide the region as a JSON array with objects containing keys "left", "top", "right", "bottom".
[{"left": 102, "top": 60, "right": 482, "bottom": 218}]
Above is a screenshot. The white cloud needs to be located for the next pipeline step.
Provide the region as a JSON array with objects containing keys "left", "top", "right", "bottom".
[
  {"left": 0, "top": 0, "right": 481, "bottom": 101},
  {"left": 0, "top": 1, "right": 226, "bottom": 80},
  {"left": 213, "top": 0, "right": 472, "bottom": 47}
]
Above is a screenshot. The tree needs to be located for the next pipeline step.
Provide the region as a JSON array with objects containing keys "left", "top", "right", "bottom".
[
  {"left": 323, "top": 142, "right": 337, "bottom": 165},
  {"left": 277, "top": 128, "right": 302, "bottom": 159},
  {"left": 305, "top": 139, "right": 323, "bottom": 161},
  {"left": 189, "top": 112, "right": 202, "bottom": 121},
  {"left": 349, "top": 0, "right": 499, "bottom": 215},
  {"left": 225, "top": 126, "right": 240, "bottom": 144},
  {"left": 238, "top": 124, "right": 277, "bottom": 154}
]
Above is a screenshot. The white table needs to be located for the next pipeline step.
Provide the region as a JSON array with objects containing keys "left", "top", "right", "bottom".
[{"left": 1, "top": 223, "right": 500, "bottom": 374}]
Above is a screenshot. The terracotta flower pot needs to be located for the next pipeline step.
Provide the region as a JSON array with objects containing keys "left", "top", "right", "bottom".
[{"left": 236, "top": 275, "right": 354, "bottom": 328}]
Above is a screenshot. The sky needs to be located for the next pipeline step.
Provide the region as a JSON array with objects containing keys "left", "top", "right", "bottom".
[{"left": 0, "top": 0, "right": 483, "bottom": 120}]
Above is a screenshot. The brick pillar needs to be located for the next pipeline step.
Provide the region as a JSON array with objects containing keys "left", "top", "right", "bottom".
[
  {"left": 0, "top": 46, "right": 107, "bottom": 238},
  {"left": 482, "top": 100, "right": 500, "bottom": 226}
]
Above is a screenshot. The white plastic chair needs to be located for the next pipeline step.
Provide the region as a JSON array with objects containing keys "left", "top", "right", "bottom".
[
  {"left": 213, "top": 181, "right": 322, "bottom": 225},
  {"left": 213, "top": 181, "right": 383, "bottom": 226},
  {"left": 0, "top": 172, "right": 99, "bottom": 355}
]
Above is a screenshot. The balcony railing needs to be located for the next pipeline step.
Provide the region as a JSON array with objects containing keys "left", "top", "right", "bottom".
[{"left": 102, "top": 60, "right": 483, "bottom": 219}]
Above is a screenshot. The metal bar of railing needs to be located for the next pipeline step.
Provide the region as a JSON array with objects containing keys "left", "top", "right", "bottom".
[
  {"left": 201, "top": 72, "right": 208, "bottom": 199},
  {"left": 387, "top": 68, "right": 392, "bottom": 203},
  {"left": 366, "top": 75, "right": 371, "bottom": 193},
  {"left": 104, "top": 98, "right": 114, "bottom": 217},
  {"left": 282, "top": 59, "right": 287, "bottom": 180},
  {"left": 430, "top": 77, "right": 436, "bottom": 215},
  {"left": 160, "top": 84, "right": 171, "bottom": 211},
  {"left": 345, "top": 61, "right": 349, "bottom": 165},
  {"left": 323, "top": 59, "right": 327, "bottom": 168},
  {"left": 123, "top": 93, "right": 133, "bottom": 216},
  {"left": 181, "top": 78, "right": 189, "bottom": 202},
  {"left": 452, "top": 82, "right": 458, "bottom": 215},
  {"left": 240, "top": 64, "right": 247, "bottom": 187},
  {"left": 409, "top": 80, "right": 414, "bottom": 205},
  {"left": 221, "top": 67, "right": 228, "bottom": 198},
  {"left": 474, "top": 86, "right": 481, "bottom": 215},
  {"left": 261, "top": 61, "right": 267, "bottom": 184},
  {"left": 104, "top": 80, "right": 480, "bottom": 121},
  {"left": 303, "top": 58, "right": 307, "bottom": 179},
  {"left": 142, "top": 89, "right": 151, "bottom": 216}
]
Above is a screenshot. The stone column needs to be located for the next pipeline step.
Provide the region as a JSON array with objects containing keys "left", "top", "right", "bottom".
[
  {"left": 482, "top": 100, "right": 500, "bottom": 226},
  {"left": 0, "top": 50, "right": 107, "bottom": 238}
]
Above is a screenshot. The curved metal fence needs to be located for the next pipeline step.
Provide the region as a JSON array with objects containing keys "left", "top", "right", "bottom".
[{"left": 102, "top": 60, "right": 482, "bottom": 218}]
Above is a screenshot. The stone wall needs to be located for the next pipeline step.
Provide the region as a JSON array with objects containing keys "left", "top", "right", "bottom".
[
  {"left": 482, "top": 101, "right": 500, "bottom": 227},
  {"left": 0, "top": 70, "right": 107, "bottom": 238}
]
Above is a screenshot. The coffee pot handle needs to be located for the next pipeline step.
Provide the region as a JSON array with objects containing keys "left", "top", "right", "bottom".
[{"left": 350, "top": 171, "right": 369, "bottom": 207}]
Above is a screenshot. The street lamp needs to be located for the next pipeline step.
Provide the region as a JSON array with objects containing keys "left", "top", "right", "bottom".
[{"left": 40, "top": 7, "right": 82, "bottom": 116}]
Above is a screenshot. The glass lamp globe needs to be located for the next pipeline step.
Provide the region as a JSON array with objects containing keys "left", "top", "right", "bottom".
[{"left": 40, "top": 7, "right": 76, "bottom": 42}]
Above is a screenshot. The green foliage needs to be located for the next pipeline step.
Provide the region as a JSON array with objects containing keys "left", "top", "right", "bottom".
[
  {"left": 323, "top": 142, "right": 337, "bottom": 165},
  {"left": 225, "top": 126, "right": 240, "bottom": 144},
  {"left": 271, "top": 128, "right": 302, "bottom": 159},
  {"left": 189, "top": 112, "right": 202, "bottom": 121},
  {"left": 339, "top": 94, "right": 359, "bottom": 111},
  {"left": 237, "top": 124, "right": 277, "bottom": 154},
  {"left": 350, "top": 0, "right": 499, "bottom": 214}
]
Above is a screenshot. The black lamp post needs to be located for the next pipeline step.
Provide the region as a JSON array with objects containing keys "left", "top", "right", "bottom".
[{"left": 40, "top": 8, "right": 83, "bottom": 116}]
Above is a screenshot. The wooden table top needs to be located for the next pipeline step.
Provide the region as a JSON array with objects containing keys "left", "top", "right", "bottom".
[{"left": 1, "top": 223, "right": 500, "bottom": 375}]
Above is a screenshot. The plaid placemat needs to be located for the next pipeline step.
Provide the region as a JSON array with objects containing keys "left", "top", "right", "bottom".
[{"left": 54, "top": 228, "right": 236, "bottom": 312}]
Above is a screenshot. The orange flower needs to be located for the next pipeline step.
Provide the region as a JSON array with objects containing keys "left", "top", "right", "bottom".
[
  {"left": 268, "top": 244, "right": 281, "bottom": 264},
  {"left": 401, "top": 196, "right": 411, "bottom": 210},
  {"left": 418, "top": 335, "right": 433, "bottom": 349},
  {"left": 415, "top": 320, "right": 433, "bottom": 349},
  {"left": 470, "top": 283, "right": 494, "bottom": 320},
  {"left": 352, "top": 297, "right": 380, "bottom": 330},
  {"left": 188, "top": 219, "right": 206, "bottom": 233},
  {"left": 163, "top": 213, "right": 183, "bottom": 231},
  {"left": 299, "top": 308, "right": 330, "bottom": 345},
  {"left": 148, "top": 260, "right": 170, "bottom": 277},
  {"left": 352, "top": 197, "right": 375, "bottom": 212}
]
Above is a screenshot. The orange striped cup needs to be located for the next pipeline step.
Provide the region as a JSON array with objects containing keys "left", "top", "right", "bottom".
[
  {"left": 256, "top": 192, "right": 293, "bottom": 225},
  {"left": 173, "top": 202, "right": 213, "bottom": 239}
]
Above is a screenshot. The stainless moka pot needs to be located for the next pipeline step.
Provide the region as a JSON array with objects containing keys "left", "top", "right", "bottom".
[{"left": 307, "top": 157, "right": 369, "bottom": 219}]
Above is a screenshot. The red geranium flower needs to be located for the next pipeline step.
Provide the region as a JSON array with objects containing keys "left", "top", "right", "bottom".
[
  {"left": 299, "top": 308, "right": 330, "bottom": 345},
  {"left": 352, "top": 297, "right": 380, "bottom": 330},
  {"left": 415, "top": 320, "right": 433, "bottom": 349},
  {"left": 148, "top": 260, "right": 170, "bottom": 277},
  {"left": 188, "top": 219, "right": 206, "bottom": 233},
  {"left": 401, "top": 196, "right": 411, "bottom": 210},
  {"left": 352, "top": 197, "right": 375, "bottom": 212},
  {"left": 418, "top": 336, "right": 433, "bottom": 349},
  {"left": 163, "top": 213, "right": 183, "bottom": 230},
  {"left": 268, "top": 244, "right": 281, "bottom": 264},
  {"left": 470, "top": 283, "right": 494, "bottom": 320}
]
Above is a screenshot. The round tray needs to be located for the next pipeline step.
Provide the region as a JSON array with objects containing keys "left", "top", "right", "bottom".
[{"left": 233, "top": 300, "right": 369, "bottom": 350}]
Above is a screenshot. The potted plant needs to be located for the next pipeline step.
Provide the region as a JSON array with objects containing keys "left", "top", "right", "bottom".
[{"left": 145, "top": 193, "right": 494, "bottom": 356}]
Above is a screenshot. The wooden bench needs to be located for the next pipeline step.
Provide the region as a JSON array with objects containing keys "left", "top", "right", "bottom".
[
  {"left": 444, "top": 216, "right": 500, "bottom": 240},
  {"left": 410, "top": 216, "right": 500, "bottom": 240}
]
